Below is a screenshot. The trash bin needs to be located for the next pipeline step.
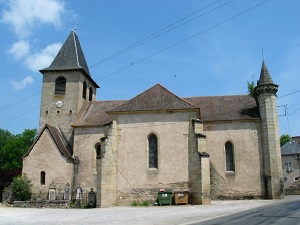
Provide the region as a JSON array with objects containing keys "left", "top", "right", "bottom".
[
  {"left": 174, "top": 191, "right": 189, "bottom": 205},
  {"left": 157, "top": 191, "right": 173, "bottom": 205}
]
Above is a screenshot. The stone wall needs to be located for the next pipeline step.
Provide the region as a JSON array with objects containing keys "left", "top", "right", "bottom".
[
  {"left": 12, "top": 200, "right": 70, "bottom": 208},
  {"left": 204, "top": 121, "right": 264, "bottom": 199},
  {"left": 116, "top": 111, "right": 195, "bottom": 205},
  {"left": 285, "top": 188, "right": 300, "bottom": 195},
  {"left": 22, "top": 129, "right": 73, "bottom": 196}
]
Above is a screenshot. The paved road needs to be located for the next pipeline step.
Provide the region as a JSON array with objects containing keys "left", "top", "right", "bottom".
[
  {"left": 0, "top": 196, "right": 299, "bottom": 225},
  {"left": 193, "top": 196, "right": 300, "bottom": 225}
]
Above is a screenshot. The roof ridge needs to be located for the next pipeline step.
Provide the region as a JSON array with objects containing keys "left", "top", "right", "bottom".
[
  {"left": 184, "top": 94, "right": 250, "bottom": 98},
  {"left": 156, "top": 83, "right": 198, "bottom": 108},
  {"left": 108, "top": 83, "right": 198, "bottom": 113}
]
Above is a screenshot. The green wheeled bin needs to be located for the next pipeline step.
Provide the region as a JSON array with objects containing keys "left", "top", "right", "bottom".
[{"left": 157, "top": 191, "right": 173, "bottom": 205}]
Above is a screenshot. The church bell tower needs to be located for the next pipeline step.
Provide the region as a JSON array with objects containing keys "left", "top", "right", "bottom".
[
  {"left": 255, "top": 61, "right": 283, "bottom": 199},
  {"left": 39, "top": 30, "right": 99, "bottom": 147}
]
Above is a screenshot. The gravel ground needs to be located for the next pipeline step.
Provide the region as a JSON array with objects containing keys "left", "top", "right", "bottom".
[{"left": 1, "top": 197, "right": 297, "bottom": 225}]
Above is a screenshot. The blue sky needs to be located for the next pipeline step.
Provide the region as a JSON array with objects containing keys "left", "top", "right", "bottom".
[{"left": 0, "top": 0, "right": 299, "bottom": 136}]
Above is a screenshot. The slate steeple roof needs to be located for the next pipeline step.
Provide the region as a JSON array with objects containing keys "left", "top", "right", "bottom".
[
  {"left": 257, "top": 61, "right": 274, "bottom": 86},
  {"left": 41, "top": 30, "right": 91, "bottom": 77}
]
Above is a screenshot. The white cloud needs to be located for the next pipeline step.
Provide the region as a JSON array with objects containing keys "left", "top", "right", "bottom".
[
  {"left": 1, "top": 0, "right": 65, "bottom": 37},
  {"left": 10, "top": 76, "right": 34, "bottom": 90},
  {"left": 25, "top": 42, "right": 62, "bottom": 71},
  {"left": 8, "top": 40, "right": 30, "bottom": 59}
]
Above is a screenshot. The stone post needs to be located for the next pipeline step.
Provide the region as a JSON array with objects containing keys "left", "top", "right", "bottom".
[{"left": 199, "top": 152, "right": 211, "bottom": 205}]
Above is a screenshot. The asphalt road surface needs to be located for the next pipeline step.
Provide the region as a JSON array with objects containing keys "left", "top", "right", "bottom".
[{"left": 195, "top": 197, "right": 300, "bottom": 225}]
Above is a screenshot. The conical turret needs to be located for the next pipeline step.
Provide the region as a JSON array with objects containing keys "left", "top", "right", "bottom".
[
  {"left": 255, "top": 61, "right": 278, "bottom": 95},
  {"left": 255, "top": 61, "right": 283, "bottom": 199}
]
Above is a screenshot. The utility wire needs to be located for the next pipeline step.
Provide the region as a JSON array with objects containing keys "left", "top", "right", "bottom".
[
  {"left": 0, "top": 0, "right": 270, "bottom": 125},
  {"left": 0, "top": 0, "right": 227, "bottom": 113},
  {"left": 89, "top": 0, "right": 233, "bottom": 68},
  {"left": 288, "top": 107, "right": 300, "bottom": 117},
  {"left": 278, "top": 90, "right": 300, "bottom": 99},
  {"left": 0, "top": 91, "right": 40, "bottom": 113},
  {"left": 96, "top": 0, "right": 270, "bottom": 81}
]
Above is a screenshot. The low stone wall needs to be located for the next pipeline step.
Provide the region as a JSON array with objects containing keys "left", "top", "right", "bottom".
[
  {"left": 12, "top": 200, "right": 70, "bottom": 208},
  {"left": 285, "top": 188, "right": 300, "bottom": 195}
]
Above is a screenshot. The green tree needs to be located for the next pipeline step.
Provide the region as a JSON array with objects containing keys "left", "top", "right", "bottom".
[
  {"left": 0, "top": 128, "right": 37, "bottom": 199},
  {"left": 280, "top": 134, "right": 291, "bottom": 147},
  {"left": 11, "top": 174, "right": 32, "bottom": 201},
  {"left": 0, "top": 129, "right": 37, "bottom": 170},
  {"left": 247, "top": 81, "right": 257, "bottom": 99}
]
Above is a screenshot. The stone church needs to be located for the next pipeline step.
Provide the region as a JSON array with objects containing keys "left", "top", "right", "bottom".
[{"left": 22, "top": 31, "right": 284, "bottom": 207}]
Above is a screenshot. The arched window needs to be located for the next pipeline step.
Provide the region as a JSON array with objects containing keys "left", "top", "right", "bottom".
[
  {"left": 149, "top": 134, "right": 158, "bottom": 168},
  {"left": 82, "top": 81, "right": 87, "bottom": 99},
  {"left": 55, "top": 77, "right": 66, "bottom": 95},
  {"left": 225, "top": 142, "right": 235, "bottom": 172},
  {"left": 40, "top": 171, "right": 46, "bottom": 185},
  {"left": 89, "top": 87, "right": 93, "bottom": 101},
  {"left": 96, "top": 144, "right": 101, "bottom": 158}
]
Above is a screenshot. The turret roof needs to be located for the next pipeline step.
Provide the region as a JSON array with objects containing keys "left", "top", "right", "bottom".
[{"left": 257, "top": 61, "right": 274, "bottom": 85}]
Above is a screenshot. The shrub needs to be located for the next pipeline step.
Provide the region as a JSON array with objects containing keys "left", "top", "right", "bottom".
[
  {"left": 11, "top": 174, "right": 32, "bottom": 201},
  {"left": 130, "top": 200, "right": 150, "bottom": 207}
]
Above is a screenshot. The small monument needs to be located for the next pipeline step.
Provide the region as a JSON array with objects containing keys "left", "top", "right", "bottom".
[
  {"left": 88, "top": 188, "right": 96, "bottom": 208},
  {"left": 76, "top": 186, "right": 82, "bottom": 206}
]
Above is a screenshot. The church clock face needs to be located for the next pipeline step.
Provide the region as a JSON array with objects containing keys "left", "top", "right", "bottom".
[{"left": 55, "top": 100, "right": 63, "bottom": 108}]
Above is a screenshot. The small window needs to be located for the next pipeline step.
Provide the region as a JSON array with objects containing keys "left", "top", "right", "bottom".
[
  {"left": 83, "top": 81, "right": 87, "bottom": 99},
  {"left": 55, "top": 77, "right": 66, "bottom": 95},
  {"left": 96, "top": 144, "right": 105, "bottom": 158},
  {"left": 284, "top": 177, "right": 287, "bottom": 181},
  {"left": 225, "top": 142, "right": 235, "bottom": 172},
  {"left": 96, "top": 145, "right": 101, "bottom": 158},
  {"left": 149, "top": 134, "right": 158, "bottom": 168},
  {"left": 285, "top": 162, "right": 292, "bottom": 173},
  {"left": 40, "top": 171, "right": 46, "bottom": 185},
  {"left": 89, "top": 87, "right": 93, "bottom": 101}
]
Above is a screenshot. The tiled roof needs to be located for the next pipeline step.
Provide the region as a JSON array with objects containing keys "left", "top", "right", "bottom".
[
  {"left": 184, "top": 95, "right": 260, "bottom": 121},
  {"left": 74, "top": 84, "right": 260, "bottom": 126},
  {"left": 281, "top": 140, "right": 300, "bottom": 155},
  {"left": 23, "top": 124, "right": 72, "bottom": 159},
  {"left": 74, "top": 100, "right": 126, "bottom": 127},
  {"left": 108, "top": 83, "right": 198, "bottom": 113}
]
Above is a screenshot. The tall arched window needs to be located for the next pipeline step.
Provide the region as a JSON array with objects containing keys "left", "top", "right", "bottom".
[
  {"left": 55, "top": 77, "right": 66, "bottom": 95},
  {"left": 40, "top": 171, "right": 46, "bottom": 185},
  {"left": 225, "top": 141, "right": 235, "bottom": 171},
  {"left": 89, "top": 87, "right": 93, "bottom": 101},
  {"left": 149, "top": 134, "right": 158, "bottom": 168},
  {"left": 82, "top": 81, "right": 87, "bottom": 99}
]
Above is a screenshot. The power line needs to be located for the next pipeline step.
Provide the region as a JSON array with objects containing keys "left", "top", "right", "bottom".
[
  {"left": 278, "top": 90, "right": 300, "bottom": 99},
  {"left": 89, "top": 0, "right": 234, "bottom": 68},
  {"left": 0, "top": 0, "right": 228, "bottom": 113},
  {"left": 0, "top": 0, "right": 270, "bottom": 125},
  {"left": 288, "top": 107, "right": 300, "bottom": 117},
  {"left": 96, "top": 0, "right": 271, "bottom": 81},
  {"left": 0, "top": 91, "right": 40, "bottom": 113}
]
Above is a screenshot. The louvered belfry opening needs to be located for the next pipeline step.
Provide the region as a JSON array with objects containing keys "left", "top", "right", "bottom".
[{"left": 55, "top": 77, "right": 66, "bottom": 95}]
